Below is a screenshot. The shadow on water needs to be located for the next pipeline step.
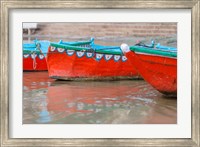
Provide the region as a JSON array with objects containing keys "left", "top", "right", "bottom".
[{"left": 23, "top": 72, "right": 177, "bottom": 124}]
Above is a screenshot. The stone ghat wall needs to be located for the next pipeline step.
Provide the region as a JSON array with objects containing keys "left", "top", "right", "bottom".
[{"left": 32, "top": 23, "right": 177, "bottom": 38}]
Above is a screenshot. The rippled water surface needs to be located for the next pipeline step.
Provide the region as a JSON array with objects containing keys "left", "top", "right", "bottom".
[{"left": 23, "top": 72, "right": 177, "bottom": 124}]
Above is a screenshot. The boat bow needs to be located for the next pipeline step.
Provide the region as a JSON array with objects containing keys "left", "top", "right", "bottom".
[{"left": 120, "top": 43, "right": 177, "bottom": 96}]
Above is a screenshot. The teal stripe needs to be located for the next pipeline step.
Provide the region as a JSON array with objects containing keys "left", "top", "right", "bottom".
[
  {"left": 50, "top": 43, "right": 89, "bottom": 51},
  {"left": 130, "top": 46, "right": 177, "bottom": 58},
  {"left": 23, "top": 49, "right": 41, "bottom": 55},
  {"left": 50, "top": 43, "right": 123, "bottom": 55},
  {"left": 23, "top": 43, "right": 36, "bottom": 48}
]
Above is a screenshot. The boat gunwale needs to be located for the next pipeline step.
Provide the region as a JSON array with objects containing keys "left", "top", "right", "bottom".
[
  {"left": 23, "top": 49, "right": 41, "bottom": 55},
  {"left": 23, "top": 40, "right": 50, "bottom": 55},
  {"left": 134, "top": 51, "right": 177, "bottom": 59},
  {"left": 130, "top": 46, "right": 177, "bottom": 58},
  {"left": 50, "top": 42, "right": 123, "bottom": 55}
]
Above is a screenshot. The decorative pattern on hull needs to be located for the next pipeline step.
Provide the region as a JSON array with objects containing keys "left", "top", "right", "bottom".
[
  {"left": 31, "top": 53, "right": 37, "bottom": 59},
  {"left": 23, "top": 53, "right": 46, "bottom": 60},
  {"left": 114, "top": 55, "right": 121, "bottom": 62},
  {"left": 57, "top": 48, "right": 65, "bottom": 53},
  {"left": 23, "top": 54, "right": 30, "bottom": 58},
  {"left": 49, "top": 46, "right": 128, "bottom": 62},
  {"left": 76, "top": 51, "right": 85, "bottom": 58},
  {"left": 86, "top": 52, "right": 94, "bottom": 58},
  {"left": 104, "top": 54, "right": 113, "bottom": 61},
  {"left": 66, "top": 50, "right": 75, "bottom": 56},
  {"left": 122, "top": 56, "right": 128, "bottom": 62},
  {"left": 96, "top": 53, "right": 104, "bottom": 60},
  {"left": 50, "top": 46, "right": 56, "bottom": 52},
  {"left": 39, "top": 54, "right": 45, "bottom": 60}
]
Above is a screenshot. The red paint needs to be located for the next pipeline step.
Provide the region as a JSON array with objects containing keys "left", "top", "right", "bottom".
[
  {"left": 47, "top": 47, "right": 139, "bottom": 79},
  {"left": 125, "top": 51, "right": 177, "bottom": 95},
  {"left": 23, "top": 55, "right": 48, "bottom": 71},
  {"left": 46, "top": 81, "right": 145, "bottom": 113}
]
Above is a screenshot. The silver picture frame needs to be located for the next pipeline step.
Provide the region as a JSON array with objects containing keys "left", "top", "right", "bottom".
[{"left": 0, "top": 0, "right": 199, "bottom": 146}]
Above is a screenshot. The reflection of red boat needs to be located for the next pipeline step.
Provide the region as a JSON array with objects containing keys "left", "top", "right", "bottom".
[
  {"left": 46, "top": 81, "right": 153, "bottom": 114},
  {"left": 47, "top": 38, "right": 139, "bottom": 80},
  {"left": 121, "top": 44, "right": 177, "bottom": 95},
  {"left": 47, "top": 82, "right": 126, "bottom": 113},
  {"left": 23, "top": 72, "right": 54, "bottom": 91}
]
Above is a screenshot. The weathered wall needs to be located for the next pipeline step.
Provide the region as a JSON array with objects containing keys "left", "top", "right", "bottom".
[
  {"left": 28, "top": 22, "right": 177, "bottom": 38},
  {"left": 23, "top": 22, "right": 177, "bottom": 46}
]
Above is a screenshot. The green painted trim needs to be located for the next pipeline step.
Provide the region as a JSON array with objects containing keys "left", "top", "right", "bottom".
[
  {"left": 50, "top": 43, "right": 122, "bottom": 55},
  {"left": 94, "top": 49, "right": 122, "bottom": 55},
  {"left": 23, "top": 49, "right": 41, "bottom": 55},
  {"left": 130, "top": 46, "right": 177, "bottom": 58},
  {"left": 51, "top": 42, "right": 89, "bottom": 51}
]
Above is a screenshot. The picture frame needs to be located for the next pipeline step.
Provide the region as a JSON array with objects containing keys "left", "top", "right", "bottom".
[{"left": 0, "top": 0, "right": 199, "bottom": 146}]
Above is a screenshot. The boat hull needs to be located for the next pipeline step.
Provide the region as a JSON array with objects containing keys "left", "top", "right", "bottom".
[
  {"left": 23, "top": 40, "right": 50, "bottom": 71},
  {"left": 23, "top": 53, "right": 47, "bottom": 71},
  {"left": 47, "top": 47, "right": 139, "bottom": 80},
  {"left": 124, "top": 51, "right": 177, "bottom": 95}
]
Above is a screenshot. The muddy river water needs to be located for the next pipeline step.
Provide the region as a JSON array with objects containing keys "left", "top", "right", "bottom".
[{"left": 23, "top": 72, "right": 177, "bottom": 124}]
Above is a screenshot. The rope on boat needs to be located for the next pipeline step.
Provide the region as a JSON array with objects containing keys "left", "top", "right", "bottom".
[
  {"left": 32, "top": 53, "right": 37, "bottom": 70},
  {"left": 32, "top": 43, "right": 43, "bottom": 70}
]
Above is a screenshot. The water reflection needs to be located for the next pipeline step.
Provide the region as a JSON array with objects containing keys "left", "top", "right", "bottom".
[{"left": 23, "top": 72, "right": 177, "bottom": 124}]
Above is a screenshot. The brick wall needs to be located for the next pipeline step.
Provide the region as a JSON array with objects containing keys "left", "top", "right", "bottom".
[
  {"left": 34, "top": 22, "right": 177, "bottom": 38},
  {"left": 23, "top": 22, "right": 177, "bottom": 46}
]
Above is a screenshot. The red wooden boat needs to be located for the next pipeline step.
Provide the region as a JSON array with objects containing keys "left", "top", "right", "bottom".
[
  {"left": 120, "top": 43, "right": 177, "bottom": 95},
  {"left": 23, "top": 40, "right": 49, "bottom": 71},
  {"left": 23, "top": 50, "right": 47, "bottom": 71},
  {"left": 47, "top": 38, "right": 139, "bottom": 80}
]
